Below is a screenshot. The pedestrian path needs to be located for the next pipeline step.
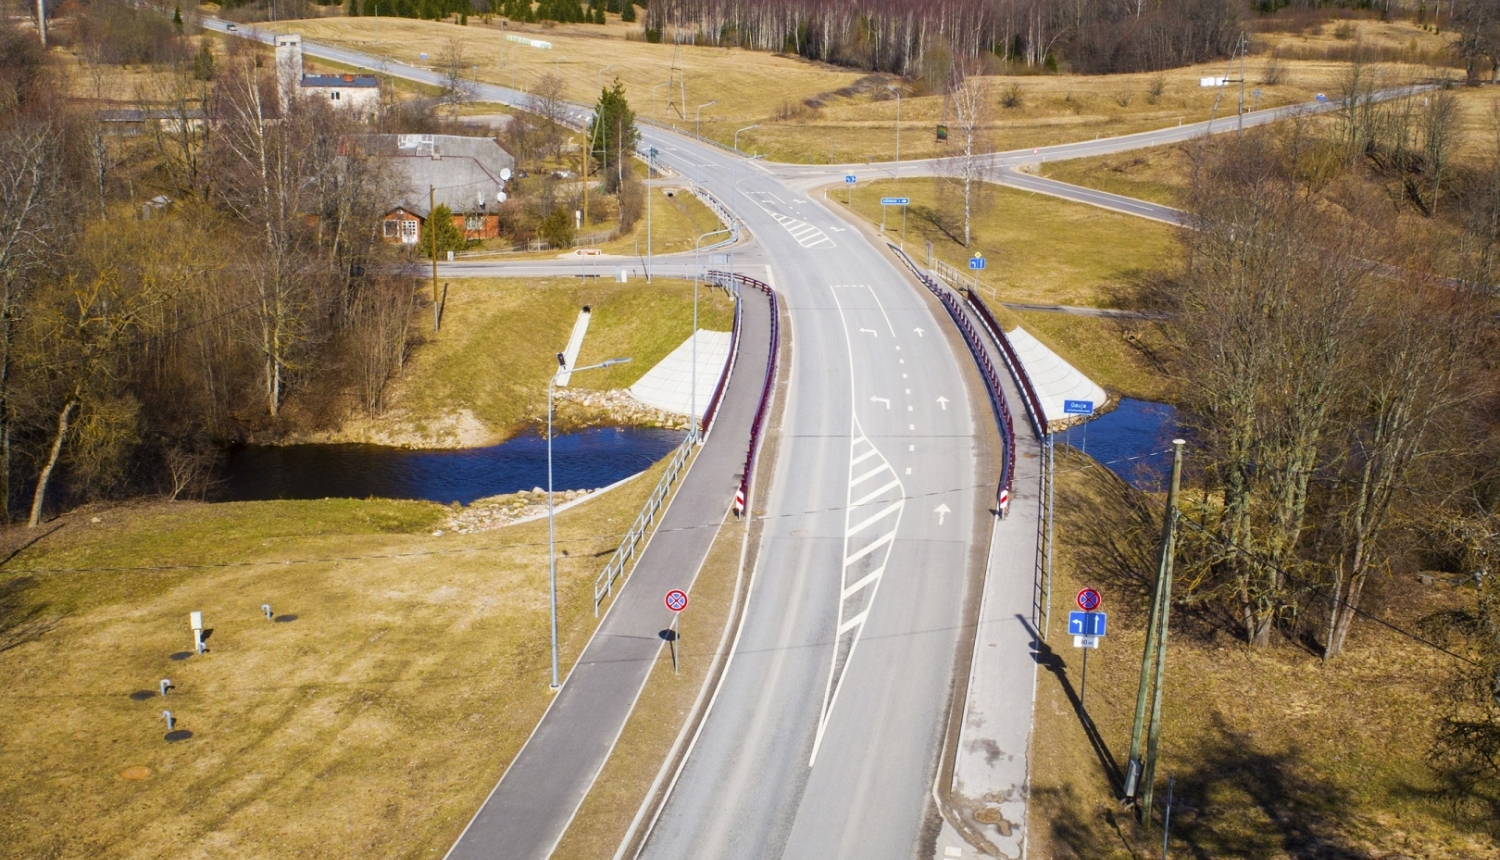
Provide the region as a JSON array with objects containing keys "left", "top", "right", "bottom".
[{"left": 443, "top": 287, "right": 774, "bottom": 860}]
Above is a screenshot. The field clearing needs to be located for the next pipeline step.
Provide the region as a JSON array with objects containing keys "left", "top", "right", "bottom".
[
  {"left": 841, "top": 177, "right": 1177, "bottom": 400},
  {"left": 0, "top": 453, "right": 694, "bottom": 859},
  {"left": 1029, "top": 449, "right": 1498, "bottom": 859},
  {"left": 302, "top": 277, "right": 732, "bottom": 448},
  {"left": 271, "top": 17, "right": 1455, "bottom": 164}
]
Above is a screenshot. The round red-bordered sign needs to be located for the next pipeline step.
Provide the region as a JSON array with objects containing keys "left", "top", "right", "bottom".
[
  {"left": 664, "top": 589, "right": 689, "bottom": 613},
  {"left": 1076, "top": 587, "right": 1102, "bottom": 611}
]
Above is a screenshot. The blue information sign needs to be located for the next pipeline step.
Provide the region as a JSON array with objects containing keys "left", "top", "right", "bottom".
[
  {"left": 845, "top": 174, "right": 857, "bottom": 184},
  {"left": 1068, "top": 611, "right": 1107, "bottom": 637},
  {"left": 1063, "top": 399, "right": 1095, "bottom": 415},
  {"left": 968, "top": 256, "right": 986, "bottom": 270},
  {"left": 880, "top": 197, "right": 910, "bottom": 205}
]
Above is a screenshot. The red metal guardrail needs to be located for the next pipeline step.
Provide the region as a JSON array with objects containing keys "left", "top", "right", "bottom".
[
  {"left": 962, "top": 288, "right": 1048, "bottom": 439},
  {"left": 705, "top": 270, "right": 780, "bottom": 501}
]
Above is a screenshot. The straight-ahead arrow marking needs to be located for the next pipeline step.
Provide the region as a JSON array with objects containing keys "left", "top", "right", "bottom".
[
  {"left": 934, "top": 503, "right": 951, "bottom": 525},
  {"left": 914, "top": 327, "right": 925, "bottom": 337},
  {"left": 937, "top": 397, "right": 949, "bottom": 410}
]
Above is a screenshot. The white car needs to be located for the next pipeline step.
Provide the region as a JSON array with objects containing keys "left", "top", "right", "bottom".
[{"left": 226, "top": 23, "right": 237, "bottom": 31}]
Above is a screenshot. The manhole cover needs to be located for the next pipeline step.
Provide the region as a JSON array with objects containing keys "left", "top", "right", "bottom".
[{"left": 119, "top": 766, "right": 150, "bottom": 780}]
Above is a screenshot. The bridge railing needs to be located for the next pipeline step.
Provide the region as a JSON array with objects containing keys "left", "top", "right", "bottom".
[
  {"left": 593, "top": 425, "right": 700, "bottom": 615},
  {"left": 698, "top": 277, "right": 741, "bottom": 436},
  {"left": 961, "top": 289, "right": 1048, "bottom": 439},
  {"left": 889, "top": 246, "right": 1016, "bottom": 504},
  {"left": 705, "top": 269, "right": 780, "bottom": 503}
]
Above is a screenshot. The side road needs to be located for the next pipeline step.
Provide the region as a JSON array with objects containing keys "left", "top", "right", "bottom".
[{"left": 444, "top": 287, "right": 775, "bottom": 860}]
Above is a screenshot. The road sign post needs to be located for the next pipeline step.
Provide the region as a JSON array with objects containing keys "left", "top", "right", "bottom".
[
  {"left": 1064, "top": 400, "right": 1096, "bottom": 455},
  {"left": 879, "top": 197, "right": 909, "bottom": 234},
  {"left": 1072, "top": 590, "right": 1104, "bottom": 715},
  {"left": 969, "top": 253, "right": 985, "bottom": 295},
  {"left": 845, "top": 173, "right": 856, "bottom": 206},
  {"left": 665, "top": 589, "right": 688, "bottom": 674}
]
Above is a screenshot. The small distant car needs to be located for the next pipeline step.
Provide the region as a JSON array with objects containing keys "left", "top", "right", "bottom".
[
  {"left": 226, "top": 23, "right": 237, "bottom": 31},
  {"left": 552, "top": 169, "right": 574, "bottom": 179}
]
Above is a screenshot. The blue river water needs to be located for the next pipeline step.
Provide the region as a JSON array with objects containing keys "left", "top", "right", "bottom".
[
  {"left": 216, "top": 427, "right": 687, "bottom": 505},
  {"left": 1060, "top": 398, "right": 1180, "bottom": 490}
]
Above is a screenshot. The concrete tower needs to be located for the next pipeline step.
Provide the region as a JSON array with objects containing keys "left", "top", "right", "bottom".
[{"left": 273, "top": 34, "right": 303, "bottom": 112}]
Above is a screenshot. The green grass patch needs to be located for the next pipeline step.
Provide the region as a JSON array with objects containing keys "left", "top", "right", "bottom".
[
  {"left": 1038, "top": 143, "right": 1196, "bottom": 208},
  {"left": 361, "top": 277, "right": 732, "bottom": 446}
]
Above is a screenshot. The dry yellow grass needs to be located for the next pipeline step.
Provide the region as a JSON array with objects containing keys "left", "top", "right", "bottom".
[
  {"left": 1028, "top": 449, "right": 1499, "bottom": 859},
  {"left": 274, "top": 16, "right": 1460, "bottom": 164},
  {"left": 0, "top": 457, "right": 687, "bottom": 859},
  {"left": 840, "top": 176, "right": 1177, "bottom": 400}
]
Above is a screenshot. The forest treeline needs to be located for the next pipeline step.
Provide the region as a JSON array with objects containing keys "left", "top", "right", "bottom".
[
  {"left": 643, "top": 0, "right": 1243, "bottom": 75},
  {"left": 0, "top": 26, "right": 422, "bottom": 523}
]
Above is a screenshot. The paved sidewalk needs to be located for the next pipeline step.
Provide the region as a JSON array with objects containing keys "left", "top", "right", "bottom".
[
  {"left": 444, "top": 288, "right": 773, "bottom": 860},
  {"left": 940, "top": 289, "right": 1045, "bottom": 860}
]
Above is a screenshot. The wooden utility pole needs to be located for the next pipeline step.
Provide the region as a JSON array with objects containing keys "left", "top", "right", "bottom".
[
  {"left": 430, "top": 185, "right": 440, "bottom": 332},
  {"left": 1125, "top": 439, "right": 1185, "bottom": 822},
  {"left": 36, "top": 0, "right": 46, "bottom": 47}
]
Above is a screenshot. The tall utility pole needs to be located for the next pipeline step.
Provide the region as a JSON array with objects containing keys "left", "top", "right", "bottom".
[
  {"left": 887, "top": 85, "right": 901, "bottom": 166},
  {"left": 36, "top": 0, "right": 46, "bottom": 47},
  {"left": 429, "top": 185, "right": 440, "bottom": 332},
  {"left": 1125, "top": 439, "right": 1185, "bottom": 822}
]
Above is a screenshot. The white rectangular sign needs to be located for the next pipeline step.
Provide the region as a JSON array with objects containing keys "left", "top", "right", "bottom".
[{"left": 1073, "top": 635, "right": 1099, "bottom": 649}]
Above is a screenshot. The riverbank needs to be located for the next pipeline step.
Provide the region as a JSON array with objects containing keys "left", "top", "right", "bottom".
[{"left": 278, "top": 277, "right": 733, "bottom": 449}]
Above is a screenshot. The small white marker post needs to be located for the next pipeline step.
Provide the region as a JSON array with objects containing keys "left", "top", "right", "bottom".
[
  {"left": 190, "top": 611, "right": 204, "bottom": 655},
  {"left": 162, "top": 710, "right": 174, "bottom": 732},
  {"left": 159, "top": 679, "right": 172, "bottom": 697},
  {"left": 262, "top": 604, "right": 273, "bottom": 621}
]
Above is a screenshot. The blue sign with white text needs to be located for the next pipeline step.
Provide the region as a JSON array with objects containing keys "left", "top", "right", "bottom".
[
  {"left": 845, "top": 174, "right": 857, "bottom": 184},
  {"left": 1063, "top": 399, "right": 1095, "bottom": 415},
  {"left": 968, "top": 257, "right": 986, "bottom": 270},
  {"left": 880, "top": 197, "right": 911, "bottom": 205},
  {"left": 1068, "top": 611, "right": 1107, "bottom": 637}
]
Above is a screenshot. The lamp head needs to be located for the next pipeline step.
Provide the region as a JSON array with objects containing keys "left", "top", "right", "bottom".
[
  {"left": 601, "top": 357, "right": 632, "bottom": 368},
  {"left": 556, "top": 352, "right": 566, "bottom": 367}
]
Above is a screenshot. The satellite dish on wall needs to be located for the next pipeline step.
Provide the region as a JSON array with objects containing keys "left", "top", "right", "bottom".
[
  {"left": 496, "top": 191, "right": 508, "bottom": 203},
  {"left": 500, "top": 168, "right": 512, "bottom": 181}
]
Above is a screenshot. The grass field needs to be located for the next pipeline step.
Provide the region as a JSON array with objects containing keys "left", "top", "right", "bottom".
[
  {"left": 1028, "top": 449, "right": 1498, "bottom": 859},
  {"left": 306, "top": 277, "right": 733, "bottom": 447},
  {"left": 269, "top": 15, "right": 1459, "bottom": 164},
  {"left": 840, "top": 177, "right": 1178, "bottom": 400},
  {"left": 0, "top": 451, "right": 694, "bottom": 859}
]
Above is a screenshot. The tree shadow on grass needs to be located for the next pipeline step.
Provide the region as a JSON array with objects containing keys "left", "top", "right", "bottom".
[
  {"left": 1057, "top": 460, "right": 1240, "bottom": 645},
  {"left": 0, "top": 575, "right": 58, "bottom": 655},
  {"left": 1169, "top": 715, "right": 1373, "bottom": 860}
]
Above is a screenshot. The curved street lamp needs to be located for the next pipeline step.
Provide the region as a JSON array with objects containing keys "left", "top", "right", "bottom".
[{"left": 696, "top": 100, "right": 718, "bottom": 138}]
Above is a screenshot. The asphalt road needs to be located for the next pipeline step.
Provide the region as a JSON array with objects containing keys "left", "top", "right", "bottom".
[{"left": 196, "top": 20, "right": 1340, "bottom": 859}]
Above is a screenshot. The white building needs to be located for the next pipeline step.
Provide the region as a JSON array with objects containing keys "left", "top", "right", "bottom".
[{"left": 275, "top": 34, "right": 380, "bottom": 117}]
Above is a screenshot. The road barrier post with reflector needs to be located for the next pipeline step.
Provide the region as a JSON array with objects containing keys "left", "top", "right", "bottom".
[
  {"left": 733, "top": 486, "right": 745, "bottom": 519},
  {"left": 998, "top": 487, "right": 1010, "bottom": 520}
]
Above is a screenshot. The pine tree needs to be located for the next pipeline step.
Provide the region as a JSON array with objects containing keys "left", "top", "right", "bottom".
[
  {"left": 621, "top": 0, "right": 634, "bottom": 23},
  {"left": 172, "top": 5, "right": 183, "bottom": 33}
]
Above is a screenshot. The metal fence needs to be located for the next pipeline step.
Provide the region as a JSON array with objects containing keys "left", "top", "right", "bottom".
[
  {"left": 705, "top": 270, "right": 780, "bottom": 504},
  {"left": 592, "top": 425, "right": 700, "bottom": 615}
]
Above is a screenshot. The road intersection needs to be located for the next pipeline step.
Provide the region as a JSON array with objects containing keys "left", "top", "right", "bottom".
[{"left": 198, "top": 18, "right": 1334, "bottom": 858}]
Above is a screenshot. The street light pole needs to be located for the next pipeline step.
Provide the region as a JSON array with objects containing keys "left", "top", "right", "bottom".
[
  {"left": 887, "top": 85, "right": 901, "bottom": 167},
  {"left": 547, "top": 354, "right": 632, "bottom": 690},
  {"left": 646, "top": 146, "right": 658, "bottom": 283},
  {"left": 734, "top": 123, "right": 760, "bottom": 154},
  {"left": 597, "top": 64, "right": 614, "bottom": 93},
  {"left": 695, "top": 100, "right": 717, "bottom": 138},
  {"left": 652, "top": 81, "right": 669, "bottom": 123}
]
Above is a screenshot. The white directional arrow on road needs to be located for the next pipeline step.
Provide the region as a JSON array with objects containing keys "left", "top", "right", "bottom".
[
  {"left": 914, "top": 328, "right": 925, "bottom": 337},
  {"left": 860, "top": 328, "right": 878, "bottom": 336},
  {"left": 937, "top": 397, "right": 949, "bottom": 410},
  {"left": 871, "top": 396, "right": 891, "bottom": 409},
  {"left": 934, "top": 503, "right": 951, "bottom": 525}
]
